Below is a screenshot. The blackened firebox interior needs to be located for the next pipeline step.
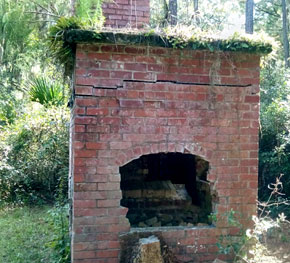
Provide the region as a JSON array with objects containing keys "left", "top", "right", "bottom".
[{"left": 120, "top": 153, "right": 212, "bottom": 228}]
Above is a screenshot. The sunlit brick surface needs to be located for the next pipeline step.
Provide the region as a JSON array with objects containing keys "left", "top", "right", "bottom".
[{"left": 70, "top": 43, "right": 261, "bottom": 262}]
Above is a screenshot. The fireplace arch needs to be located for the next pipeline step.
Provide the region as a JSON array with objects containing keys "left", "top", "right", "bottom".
[{"left": 120, "top": 152, "right": 213, "bottom": 228}]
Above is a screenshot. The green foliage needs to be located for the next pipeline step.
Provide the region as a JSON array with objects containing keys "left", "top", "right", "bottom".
[
  {"left": 217, "top": 209, "right": 248, "bottom": 257},
  {"left": 0, "top": 0, "right": 71, "bottom": 126},
  {"left": 217, "top": 177, "right": 290, "bottom": 262},
  {"left": 150, "top": 0, "right": 244, "bottom": 32},
  {"left": 259, "top": 60, "right": 290, "bottom": 201},
  {"left": 29, "top": 77, "right": 65, "bottom": 106},
  {"left": 0, "top": 1, "right": 33, "bottom": 87},
  {"left": 159, "top": 26, "right": 273, "bottom": 53},
  {"left": 0, "top": 97, "right": 22, "bottom": 125},
  {"left": 46, "top": 204, "right": 71, "bottom": 263},
  {"left": 0, "top": 104, "right": 69, "bottom": 206},
  {"left": 48, "top": 0, "right": 106, "bottom": 71},
  {"left": 49, "top": 16, "right": 85, "bottom": 74},
  {"left": 255, "top": 0, "right": 282, "bottom": 42},
  {"left": 75, "top": 0, "right": 105, "bottom": 27},
  {"left": 0, "top": 1, "right": 32, "bottom": 125},
  {"left": 66, "top": 26, "right": 273, "bottom": 54},
  {"left": 48, "top": 0, "right": 105, "bottom": 74}
]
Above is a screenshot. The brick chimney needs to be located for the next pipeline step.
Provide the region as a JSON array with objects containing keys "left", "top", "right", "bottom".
[{"left": 102, "top": 0, "right": 150, "bottom": 28}]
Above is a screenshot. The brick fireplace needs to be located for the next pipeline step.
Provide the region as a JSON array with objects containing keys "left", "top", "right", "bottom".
[{"left": 69, "top": 2, "right": 263, "bottom": 262}]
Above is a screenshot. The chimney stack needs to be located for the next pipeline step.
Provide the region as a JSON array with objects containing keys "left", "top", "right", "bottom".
[{"left": 102, "top": 0, "right": 150, "bottom": 28}]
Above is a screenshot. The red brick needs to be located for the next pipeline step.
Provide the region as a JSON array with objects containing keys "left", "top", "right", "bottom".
[
  {"left": 109, "top": 141, "right": 132, "bottom": 149},
  {"left": 86, "top": 142, "right": 108, "bottom": 150},
  {"left": 87, "top": 53, "right": 111, "bottom": 60},
  {"left": 86, "top": 125, "right": 110, "bottom": 133},
  {"left": 124, "top": 63, "right": 146, "bottom": 71},
  {"left": 245, "top": 95, "right": 259, "bottom": 103},
  {"left": 74, "top": 183, "right": 98, "bottom": 192},
  {"left": 98, "top": 183, "right": 119, "bottom": 191},
  {"left": 95, "top": 250, "right": 119, "bottom": 258},
  {"left": 96, "top": 165, "right": 118, "bottom": 174},
  {"left": 74, "top": 174, "right": 85, "bottom": 183},
  {"left": 97, "top": 199, "right": 119, "bottom": 207},
  {"left": 133, "top": 72, "right": 156, "bottom": 81},
  {"left": 74, "top": 125, "right": 85, "bottom": 133},
  {"left": 119, "top": 99, "right": 143, "bottom": 108},
  {"left": 75, "top": 150, "right": 97, "bottom": 158},
  {"left": 107, "top": 207, "right": 128, "bottom": 217},
  {"left": 75, "top": 98, "right": 98, "bottom": 107},
  {"left": 124, "top": 47, "right": 146, "bottom": 54},
  {"left": 177, "top": 75, "right": 199, "bottom": 83},
  {"left": 75, "top": 107, "right": 86, "bottom": 115},
  {"left": 99, "top": 98, "right": 119, "bottom": 107},
  {"left": 74, "top": 208, "right": 107, "bottom": 217},
  {"left": 101, "top": 45, "right": 124, "bottom": 53},
  {"left": 96, "top": 79, "right": 122, "bottom": 87},
  {"left": 74, "top": 200, "right": 96, "bottom": 208},
  {"left": 112, "top": 54, "right": 135, "bottom": 62},
  {"left": 99, "top": 117, "right": 120, "bottom": 125},
  {"left": 75, "top": 86, "right": 93, "bottom": 95},
  {"left": 73, "top": 251, "right": 95, "bottom": 259},
  {"left": 136, "top": 56, "right": 156, "bottom": 63},
  {"left": 149, "top": 47, "right": 168, "bottom": 55},
  {"left": 86, "top": 108, "right": 109, "bottom": 116},
  {"left": 97, "top": 241, "right": 120, "bottom": 250},
  {"left": 147, "top": 64, "right": 163, "bottom": 72},
  {"left": 72, "top": 43, "right": 262, "bottom": 262},
  {"left": 110, "top": 70, "right": 132, "bottom": 79},
  {"left": 74, "top": 191, "right": 107, "bottom": 200}
]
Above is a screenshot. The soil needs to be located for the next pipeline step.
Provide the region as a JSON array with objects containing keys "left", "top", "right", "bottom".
[
  {"left": 259, "top": 222, "right": 290, "bottom": 263},
  {"left": 239, "top": 222, "right": 290, "bottom": 263}
]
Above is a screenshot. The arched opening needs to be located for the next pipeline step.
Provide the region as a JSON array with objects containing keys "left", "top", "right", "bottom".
[{"left": 120, "top": 152, "right": 213, "bottom": 228}]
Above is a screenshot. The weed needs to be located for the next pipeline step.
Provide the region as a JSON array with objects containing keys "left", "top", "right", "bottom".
[
  {"left": 46, "top": 204, "right": 71, "bottom": 263},
  {"left": 217, "top": 175, "right": 290, "bottom": 263}
]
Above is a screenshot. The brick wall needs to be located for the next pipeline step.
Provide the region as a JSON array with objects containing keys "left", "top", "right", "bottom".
[
  {"left": 71, "top": 43, "right": 260, "bottom": 262},
  {"left": 102, "top": 0, "right": 150, "bottom": 28}
]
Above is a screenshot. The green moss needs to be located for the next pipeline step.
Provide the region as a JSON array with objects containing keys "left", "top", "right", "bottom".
[
  {"left": 64, "top": 28, "right": 273, "bottom": 54},
  {"left": 48, "top": 18, "right": 272, "bottom": 76}
]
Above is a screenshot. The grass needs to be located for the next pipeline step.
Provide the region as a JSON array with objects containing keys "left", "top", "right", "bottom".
[{"left": 0, "top": 205, "right": 68, "bottom": 263}]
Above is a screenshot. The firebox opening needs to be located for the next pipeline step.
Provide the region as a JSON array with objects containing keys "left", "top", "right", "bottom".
[{"left": 120, "top": 153, "right": 212, "bottom": 228}]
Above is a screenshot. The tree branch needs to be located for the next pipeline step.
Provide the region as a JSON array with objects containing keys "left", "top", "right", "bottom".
[
  {"left": 30, "top": 0, "right": 52, "bottom": 14},
  {"left": 255, "top": 6, "right": 280, "bottom": 18},
  {"left": 25, "top": 11, "right": 61, "bottom": 18}
]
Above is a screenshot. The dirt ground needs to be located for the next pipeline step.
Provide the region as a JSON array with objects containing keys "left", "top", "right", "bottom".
[{"left": 244, "top": 222, "right": 290, "bottom": 263}]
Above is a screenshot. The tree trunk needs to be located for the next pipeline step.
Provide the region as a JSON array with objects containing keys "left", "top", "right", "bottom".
[
  {"left": 245, "top": 0, "right": 254, "bottom": 34},
  {"left": 169, "top": 0, "right": 177, "bottom": 26},
  {"left": 71, "top": 0, "right": 76, "bottom": 15},
  {"left": 194, "top": 0, "right": 198, "bottom": 11},
  {"left": 193, "top": 0, "right": 200, "bottom": 25},
  {"left": 282, "top": 0, "right": 290, "bottom": 68}
]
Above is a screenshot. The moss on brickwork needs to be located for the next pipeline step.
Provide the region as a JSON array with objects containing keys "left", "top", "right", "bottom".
[{"left": 65, "top": 29, "right": 273, "bottom": 54}]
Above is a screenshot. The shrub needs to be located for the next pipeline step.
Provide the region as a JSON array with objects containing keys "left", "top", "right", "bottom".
[
  {"left": 217, "top": 176, "right": 290, "bottom": 262},
  {"left": 0, "top": 103, "right": 69, "bottom": 206},
  {"left": 259, "top": 60, "right": 290, "bottom": 203}
]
